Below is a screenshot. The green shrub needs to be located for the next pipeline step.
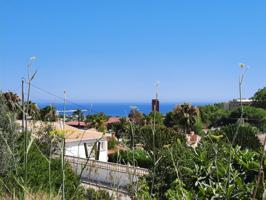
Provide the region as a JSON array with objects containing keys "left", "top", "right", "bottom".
[
  {"left": 135, "top": 125, "right": 183, "bottom": 152},
  {"left": 228, "top": 106, "right": 266, "bottom": 131},
  {"left": 222, "top": 124, "right": 261, "bottom": 150},
  {"left": 109, "top": 149, "right": 153, "bottom": 169},
  {"left": 108, "top": 138, "right": 119, "bottom": 150},
  {"left": 86, "top": 188, "right": 114, "bottom": 200}
]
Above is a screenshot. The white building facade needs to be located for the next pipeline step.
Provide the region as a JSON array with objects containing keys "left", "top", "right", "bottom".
[{"left": 65, "top": 138, "right": 108, "bottom": 162}]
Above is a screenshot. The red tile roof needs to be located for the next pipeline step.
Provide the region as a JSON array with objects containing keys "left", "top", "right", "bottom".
[
  {"left": 106, "top": 117, "right": 121, "bottom": 124},
  {"left": 66, "top": 121, "right": 87, "bottom": 127}
]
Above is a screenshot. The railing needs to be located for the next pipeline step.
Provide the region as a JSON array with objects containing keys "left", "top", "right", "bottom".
[{"left": 65, "top": 155, "right": 149, "bottom": 176}]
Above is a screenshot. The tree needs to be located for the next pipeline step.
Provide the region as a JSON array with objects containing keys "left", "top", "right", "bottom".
[
  {"left": 252, "top": 87, "right": 266, "bottom": 109},
  {"left": 135, "top": 125, "right": 182, "bottom": 152},
  {"left": 228, "top": 106, "right": 266, "bottom": 131},
  {"left": 128, "top": 108, "right": 144, "bottom": 125},
  {"left": 199, "top": 104, "right": 229, "bottom": 128},
  {"left": 173, "top": 103, "right": 199, "bottom": 134},
  {"left": 2, "top": 91, "right": 21, "bottom": 113},
  {"left": 72, "top": 109, "right": 84, "bottom": 127},
  {"left": 164, "top": 111, "right": 177, "bottom": 128},
  {"left": 107, "top": 117, "right": 129, "bottom": 138},
  {"left": 86, "top": 113, "right": 108, "bottom": 132},
  {"left": 145, "top": 111, "right": 164, "bottom": 126},
  {"left": 39, "top": 106, "right": 57, "bottom": 122},
  {"left": 0, "top": 93, "right": 18, "bottom": 176},
  {"left": 145, "top": 136, "right": 261, "bottom": 199},
  {"left": 222, "top": 124, "right": 261, "bottom": 150}
]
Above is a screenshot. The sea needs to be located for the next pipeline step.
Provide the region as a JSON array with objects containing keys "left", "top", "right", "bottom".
[{"left": 37, "top": 102, "right": 212, "bottom": 117}]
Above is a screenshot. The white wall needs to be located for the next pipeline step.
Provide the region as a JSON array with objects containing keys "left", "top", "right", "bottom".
[{"left": 65, "top": 139, "right": 108, "bottom": 162}]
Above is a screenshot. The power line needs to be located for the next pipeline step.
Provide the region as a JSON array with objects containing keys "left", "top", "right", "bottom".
[{"left": 28, "top": 82, "right": 89, "bottom": 110}]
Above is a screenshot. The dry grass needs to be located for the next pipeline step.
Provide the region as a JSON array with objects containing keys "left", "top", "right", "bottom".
[{"left": 1, "top": 192, "right": 61, "bottom": 200}]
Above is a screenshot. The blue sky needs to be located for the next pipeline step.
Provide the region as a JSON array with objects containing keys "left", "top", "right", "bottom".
[{"left": 1, "top": 1, "right": 266, "bottom": 103}]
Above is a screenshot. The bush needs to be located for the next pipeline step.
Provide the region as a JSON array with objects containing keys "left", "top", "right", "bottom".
[
  {"left": 222, "top": 124, "right": 261, "bottom": 150},
  {"left": 227, "top": 106, "right": 266, "bottom": 131},
  {"left": 108, "top": 138, "right": 119, "bottom": 150},
  {"left": 199, "top": 104, "right": 229, "bottom": 128},
  {"left": 143, "top": 136, "right": 262, "bottom": 199},
  {"left": 86, "top": 188, "right": 114, "bottom": 200},
  {"left": 108, "top": 149, "right": 153, "bottom": 169},
  {"left": 135, "top": 125, "right": 183, "bottom": 152},
  {"left": 17, "top": 141, "right": 81, "bottom": 199}
]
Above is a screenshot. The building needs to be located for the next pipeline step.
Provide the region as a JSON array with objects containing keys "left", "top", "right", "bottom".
[
  {"left": 16, "top": 120, "right": 108, "bottom": 162},
  {"left": 65, "top": 121, "right": 90, "bottom": 129},
  {"left": 63, "top": 125, "right": 108, "bottom": 162},
  {"left": 106, "top": 117, "right": 121, "bottom": 125},
  {"left": 152, "top": 99, "right": 160, "bottom": 112},
  {"left": 225, "top": 98, "right": 253, "bottom": 110}
]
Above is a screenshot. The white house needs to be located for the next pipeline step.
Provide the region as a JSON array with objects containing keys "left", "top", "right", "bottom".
[
  {"left": 16, "top": 120, "right": 108, "bottom": 162},
  {"left": 61, "top": 125, "right": 108, "bottom": 162}
]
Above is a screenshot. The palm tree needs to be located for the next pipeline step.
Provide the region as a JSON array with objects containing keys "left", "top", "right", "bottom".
[
  {"left": 40, "top": 105, "right": 57, "bottom": 122},
  {"left": 25, "top": 101, "right": 39, "bottom": 120},
  {"left": 128, "top": 108, "right": 144, "bottom": 125},
  {"left": 173, "top": 103, "right": 199, "bottom": 134},
  {"left": 2, "top": 92, "right": 21, "bottom": 113},
  {"left": 72, "top": 109, "right": 84, "bottom": 128},
  {"left": 86, "top": 113, "right": 107, "bottom": 132}
]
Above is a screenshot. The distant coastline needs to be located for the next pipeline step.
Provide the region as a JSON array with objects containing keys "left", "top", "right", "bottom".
[{"left": 37, "top": 102, "right": 213, "bottom": 117}]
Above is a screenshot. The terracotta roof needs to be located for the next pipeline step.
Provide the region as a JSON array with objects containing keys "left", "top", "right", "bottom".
[
  {"left": 16, "top": 120, "right": 105, "bottom": 142},
  {"left": 106, "top": 117, "right": 121, "bottom": 124},
  {"left": 66, "top": 121, "right": 87, "bottom": 127},
  {"left": 51, "top": 122, "right": 105, "bottom": 142}
]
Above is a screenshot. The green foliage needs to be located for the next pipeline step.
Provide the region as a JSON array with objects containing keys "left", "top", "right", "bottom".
[
  {"left": 85, "top": 188, "right": 114, "bottom": 200},
  {"left": 165, "top": 179, "right": 192, "bottom": 200},
  {"left": 107, "top": 117, "right": 129, "bottom": 138},
  {"left": 22, "top": 143, "right": 80, "bottom": 199},
  {"left": 0, "top": 94, "right": 19, "bottom": 176},
  {"left": 128, "top": 108, "right": 144, "bottom": 125},
  {"left": 229, "top": 106, "right": 266, "bottom": 131},
  {"left": 164, "top": 104, "right": 200, "bottom": 134},
  {"left": 134, "top": 179, "right": 155, "bottom": 200},
  {"left": 199, "top": 104, "right": 229, "bottom": 128},
  {"left": 86, "top": 112, "right": 108, "bottom": 132},
  {"left": 108, "top": 149, "right": 153, "bottom": 168},
  {"left": 2, "top": 91, "right": 21, "bottom": 113},
  {"left": 164, "top": 111, "right": 176, "bottom": 128},
  {"left": 173, "top": 103, "right": 199, "bottom": 133},
  {"left": 72, "top": 109, "right": 85, "bottom": 123},
  {"left": 135, "top": 125, "right": 183, "bottom": 152},
  {"left": 108, "top": 138, "right": 119, "bottom": 150},
  {"left": 222, "top": 124, "right": 261, "bottom": 150},
  {"left": 145, "top": 112, "right": 164, "bottom": 126},
  {"left": 142, "top": 135, "right": 263, "bottom": 199},
  {"left": 39, "top": 105, "right": 57, "bottom": 122},
  {"left": 252, "top": 87, "right": 266, "bottom": 109}
]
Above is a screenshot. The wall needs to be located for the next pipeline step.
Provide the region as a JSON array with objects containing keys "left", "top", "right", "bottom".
[
  {"left": 66, "top": 156, "right": 149, "bottom": 190},
  {"left": 65, "top": 139, "right": 108, "bottom": 162}
]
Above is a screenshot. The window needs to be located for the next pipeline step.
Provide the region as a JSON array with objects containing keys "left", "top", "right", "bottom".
[{"left": 100, "top": 142, "right": 105, "bottom": 150}]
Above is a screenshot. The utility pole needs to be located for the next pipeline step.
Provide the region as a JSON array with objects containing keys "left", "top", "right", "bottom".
[
  {"left": 62, "top": 90, "right": 66, "bottom": 200},
  {"left": 22, "top": 79, "right": 25, "bottom": 132},
  {"left": 63, "top": 90, "right": 66, "bottom": 129}
]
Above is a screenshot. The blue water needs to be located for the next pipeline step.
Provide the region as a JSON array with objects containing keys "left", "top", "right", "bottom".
[{"left": 37, "top": 102, "right": 211, "bottom": 117}]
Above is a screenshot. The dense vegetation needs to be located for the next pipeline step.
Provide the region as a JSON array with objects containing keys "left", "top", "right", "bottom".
[
  {"left": 0, "top": 93, "right": 113, "bottom": 199},
  {"left": 108, "top": 98, "right": 266, "bottom": 199},
  {"left": 2, "top": 86, "right": 266, "bottom": 199}
]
